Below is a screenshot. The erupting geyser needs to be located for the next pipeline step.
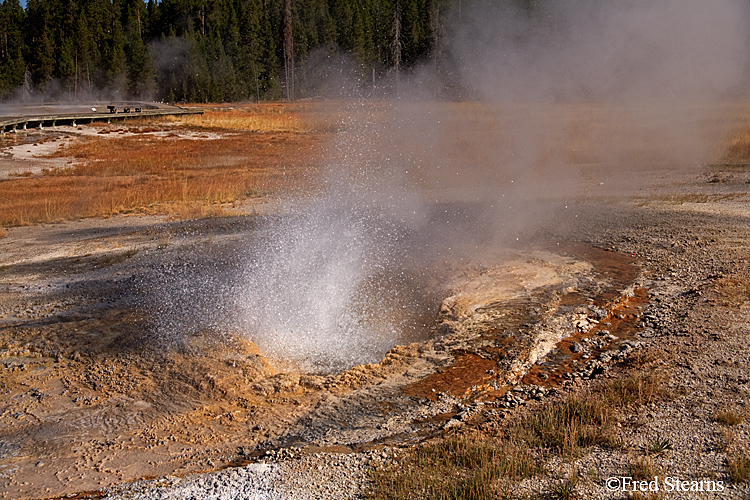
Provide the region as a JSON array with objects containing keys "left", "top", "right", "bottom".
[
  {"left": 237, "top": 199, "right": 436, "bottom": 373},
  {"left": 235, "top": 107, "right": 447, "bottom": 374},
  {"left": 150, "top": 0, "right": 749, "bottom": 376}
]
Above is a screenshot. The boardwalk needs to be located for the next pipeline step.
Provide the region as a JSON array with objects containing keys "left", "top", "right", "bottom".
[{"left": 0, "top": 101, "right": 202, "bottom": 133}]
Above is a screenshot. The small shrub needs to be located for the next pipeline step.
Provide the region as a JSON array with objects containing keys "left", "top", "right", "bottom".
[{"left": 646, "top": 436, "right": 673, "bottom": 455}]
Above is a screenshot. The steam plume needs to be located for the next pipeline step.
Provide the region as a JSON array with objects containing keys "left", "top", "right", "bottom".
[{"left": 155, "top": 0, "right": 750, "bottom": 373}]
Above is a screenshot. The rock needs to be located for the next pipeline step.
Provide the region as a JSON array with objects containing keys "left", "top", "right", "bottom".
[{"left": 588, "top": 305, "right": 608, "bottom": 319}]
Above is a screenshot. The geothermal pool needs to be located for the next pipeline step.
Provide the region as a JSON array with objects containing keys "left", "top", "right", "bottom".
[{"left": 0, "top": 207, "right": 645, "bottom": 498}]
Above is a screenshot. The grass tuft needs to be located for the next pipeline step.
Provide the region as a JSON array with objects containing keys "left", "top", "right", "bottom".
[
  {"left": 646, "top": 436, "right": 673, "bottom": 455},
  {"left": 714, "top": 274, "right": 750, "bottom": 307},
  {"left": 726, "top": 432, "right": 750, "bottom": 484},
  {"left": 547, "top": 473, "right": 579, "bottom": 500},
  {"left": 628, "top": 456, "right": 659, "bottom": 481},
  {"left": 366, "top": 436, "right": 540, "bottom": 500},
  {"left": 510, "top": 393, "right": 620, "bottom": 457},
  {"left": 729, "top": 451, "right": 750, "bottom": 483},
  {"left": 715, "top": 409, "right": 745, "bottom": 427},
  {"left": 598, "top": 370, "right": 667, "bottom": 408},
  {"left": 723, "top": 430, "right": 750, "bottom": 483}
]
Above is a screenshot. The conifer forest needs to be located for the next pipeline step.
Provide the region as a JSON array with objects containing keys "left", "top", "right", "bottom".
[{"left": 0, "top": 0, "right": 523, "bottom": 103}]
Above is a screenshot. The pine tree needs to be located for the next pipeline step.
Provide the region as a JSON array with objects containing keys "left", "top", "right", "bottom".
[
  {"left": 124, "top": 3, "right": 155, "bottom": 99},
  {"left": 0, "top": 0, "right": 459, "bottom": 103},
  {"left": 283, "top": 0, "right": 293, "bottom": 101},
  {"left": 73, "top": 14, "right": 98, "bottom": 99},
  {"left": 0, "top": 0, "right": 26, "bottom": 98}
]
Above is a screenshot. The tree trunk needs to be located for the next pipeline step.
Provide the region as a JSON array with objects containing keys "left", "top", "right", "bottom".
[
  {"left": 284, "top": 0, "right": 294, "bottom": 102},
  {"left": 391, "top": 2, "right": 402, "bottom": 88}
]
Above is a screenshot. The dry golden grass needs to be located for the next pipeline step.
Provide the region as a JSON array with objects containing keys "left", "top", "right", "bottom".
[
  {"left": 641, "top": 192, "right": 748, "bottom": 206},
  {"left": 714, "top": 272, "right": 750, "bottom": 307},
  {"left": 598, "top": 369, "right": 669, "bottom": 408},
  {"left": 368, "top": 365, "right": 670, "bottom": 500},
  {"left": 723, "top": 127, "right": 750, "bottom": 162},
  {"left": 8, "top": 170, "right": 33, "bottom": 177},
  {"left": 0, "top": 172, "right": 268, "bottom": 226},
  {"left": 366, "top": 434, "right": 539, "bottom": 500},
  {"left": 726, "top": 431, "right": 750, "bottom": 483},
  {"left": 0, "top": 108, "right": 324, "bottom": 227},
  {"left": 163, "top": 106, "right": 308, "bottom": 133},
  {"left": 730, "top": 450, "right": 750, "bottom": 483},
  {"left": 628, "top": 456, "right": 660, "bottom": 481},
  {"left": 715, "top": 409, "right": 745, "bottom": 426},
  {"left": 162, "top": 102, "right": 349, "bottom": 134},
  {"left": 509, "top": 392, "right": 621, "bottom": 458}
]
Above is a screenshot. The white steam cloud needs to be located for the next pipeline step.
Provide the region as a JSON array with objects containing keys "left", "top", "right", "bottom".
[
  {"left": 156, "top": 0, "right": 750, "bottom": 373},
  {"left": 454, "top": 0, "right": 748, "bottom": 103}
]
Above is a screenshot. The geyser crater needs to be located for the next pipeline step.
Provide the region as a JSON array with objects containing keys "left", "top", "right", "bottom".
[{"left": 235, "top": 200, "right": 444, "bottom": 374}]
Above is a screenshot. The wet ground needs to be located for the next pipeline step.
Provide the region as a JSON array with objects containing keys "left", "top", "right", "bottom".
[
  {"left": 1, "top": 101, "right": 749, "bottom": 499},
  {"left": 0, "top": 206, "right": 647, "bottom": 499}
]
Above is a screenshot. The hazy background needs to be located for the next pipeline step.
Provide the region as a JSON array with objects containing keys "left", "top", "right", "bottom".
[{"left": 155, "top": 0, "right": 750, "bottom": 372}]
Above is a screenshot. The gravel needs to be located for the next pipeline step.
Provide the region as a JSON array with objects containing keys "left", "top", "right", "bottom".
[
  {"left": 101, "top": 452, "right": 376, "bottom": 500},
  {"left": 101, "top": 193, "right": 750, "bottom": 499}
]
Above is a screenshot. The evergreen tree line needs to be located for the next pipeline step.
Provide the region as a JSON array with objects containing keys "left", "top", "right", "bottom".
[{"left": 0, "top": 0, "right": 480, "bottom": 103}]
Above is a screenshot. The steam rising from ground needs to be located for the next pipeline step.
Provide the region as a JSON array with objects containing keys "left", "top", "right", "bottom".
[
  {"left": 429, "top": 0, "right": 749, "bottom": 177},
  {"left": 235, "top": 107, "right": 465, "bottom": 372},
  {"left": 453, "top": 0, "right": 747, "bottom": 104},
  {"left": 154, "top": 0, "right": 750, "bottom": 373},
  {"left": 237, "top": 201, "right": 436, "bottom": 373}
]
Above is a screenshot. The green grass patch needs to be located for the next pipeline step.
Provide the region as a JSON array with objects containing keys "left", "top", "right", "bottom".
[{"left": 646, "top": 436, "right": 673, "bottom": 455}]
